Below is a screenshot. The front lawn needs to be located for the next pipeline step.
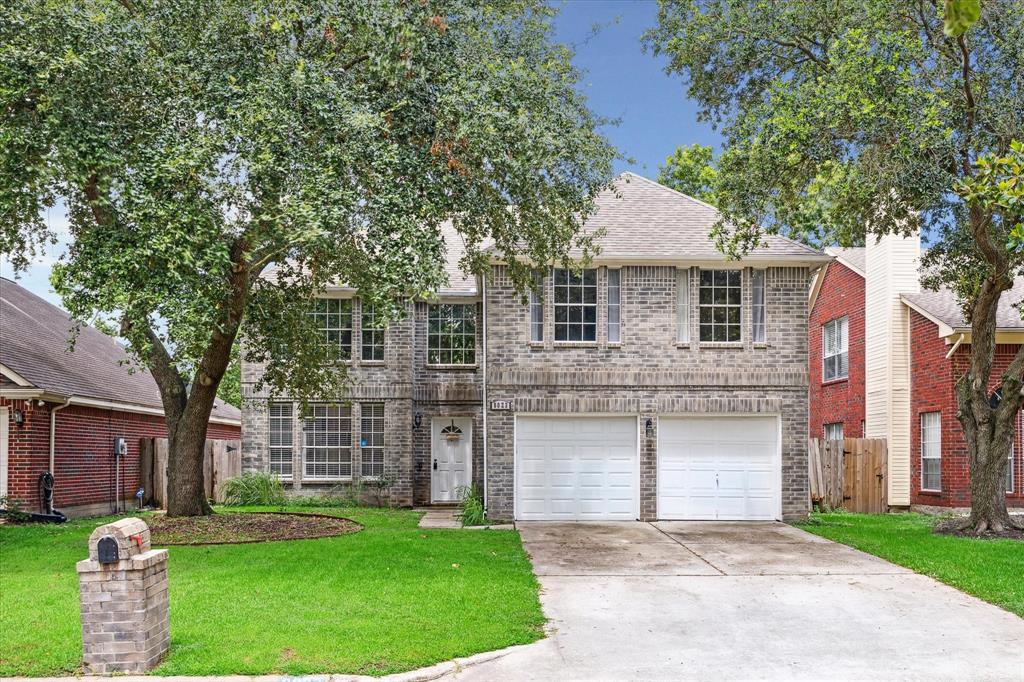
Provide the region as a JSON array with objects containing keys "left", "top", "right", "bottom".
[
  {"left": 0, "top": 507, "right": 544, "bottom": 677},
  {"left": 797, "top": 512, "right": 1023, "bottom": 617}
]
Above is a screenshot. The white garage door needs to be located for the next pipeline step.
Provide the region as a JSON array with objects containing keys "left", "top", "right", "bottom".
[
  {"left": 516, "top": 416, "right": 637, "bottom": 520},
  {"left": 658, "top": 416, "right": 780, "bottom": 520}
]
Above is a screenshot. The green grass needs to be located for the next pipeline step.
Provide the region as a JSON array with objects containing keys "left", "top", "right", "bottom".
[
  {"left": 0, "top": 507, "right": 545, "bottom": 677},
  {"left": 796, "top": 512, "right": 1024, "bottom": 617}
]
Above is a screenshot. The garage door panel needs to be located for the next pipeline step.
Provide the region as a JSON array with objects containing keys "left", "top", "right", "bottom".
[
  {"left": 516, "top": 416, "right": 638, "bottom": 521},
  {"left": 658, "top": 417, "right": 780, "bottom": 521}
]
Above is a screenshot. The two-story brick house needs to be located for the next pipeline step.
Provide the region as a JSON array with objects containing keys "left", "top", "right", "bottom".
[
  {"left": 808, "top": 234, "right": 1024, "bottom": 511},
  {"left": 241, "top": 173, "right": 828, "bottom": 521}
]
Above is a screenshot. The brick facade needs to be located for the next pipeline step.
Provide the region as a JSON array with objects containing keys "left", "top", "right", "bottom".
[
  {"left": 1, "top": 399, "right": 240, "bottom": 516},
  {"left": 908, "top": 310, "right": 1023, "bottom": 508},
  {"left": 242, "top": 266, "right": 813, "bottom": 521},
  {"left": 808, "top": 260, "right": 865, "bottom": 439}
]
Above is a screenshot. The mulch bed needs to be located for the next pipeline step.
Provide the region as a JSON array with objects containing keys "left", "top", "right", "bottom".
[
  {"left": 934, "top": 517, "right": 1024, "bottom": 541},
  {"left": 149, "top": 511, "right": 362, "bottom": 545}
]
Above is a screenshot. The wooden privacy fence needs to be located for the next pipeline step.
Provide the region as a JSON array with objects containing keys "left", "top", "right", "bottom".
[
  {"left": 138, "top": 438, "right": 242, "bottom": 507},
  {"left": 808, "top": 437, "right": 888, "bottom": 513}
]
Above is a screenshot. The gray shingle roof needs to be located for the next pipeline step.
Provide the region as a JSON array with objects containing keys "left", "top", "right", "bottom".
[
  {"left": 824, "top": 247, "right": 866, "bottom": 275},
  {"left": 0, "top": 278, "right": 241, "bottom": 422},
  {"left": 490, "top": 172, "right": 828, "bottom": 264},
  {"left": 903, "top": 279, "right": 1024, "bottom": 330}
]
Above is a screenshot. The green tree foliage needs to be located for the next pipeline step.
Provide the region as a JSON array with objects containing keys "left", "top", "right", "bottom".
[
  {"left": 647, "top": 0, "right": 1024, "bottom": 531},
  {"left": 657, "top": 143, "right": 718, "bottom": 204},
  {"left": 1, "top": 0, "right": 615, "bottom": 515},
  {"left": 217, "top": 340, "right": 241, "bottom": 409}
]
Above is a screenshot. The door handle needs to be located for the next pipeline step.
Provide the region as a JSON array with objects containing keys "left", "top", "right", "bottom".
[{"left": 433, "top": 459, "right": 438, "bottom": 471}]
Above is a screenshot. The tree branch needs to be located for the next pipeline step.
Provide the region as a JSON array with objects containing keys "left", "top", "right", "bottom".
[
  {"left": 124, "top": 316, "right": 187, "bottom": 426},
  {"left": 957, "top": 34, "right": 976, "bottom": 177}
]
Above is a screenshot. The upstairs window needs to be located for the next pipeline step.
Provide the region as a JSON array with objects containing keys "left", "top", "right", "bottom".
[
  {"left": 268, "top": 402, "right": 293, "bottom": 480},
  {"left": 553, "top": 268, "right": 597, "bottom": 342},
  {"left": 698, "top": 270, "right": 741, "bottom": 342},
  {"left": 529, "top": 271, "right": 544, "bottom": 342},
  {"left": 921, "top": 412, "right": 941, "bottom": 491},
  {"left": 607, "top": 269, "right": 621, "bottom": 344},
  {"left": 823, "top": 316, "right": 849, "bottom": 381},
  {"left": 752, "top": 269, "right": 766, "bottom": 343},
  {"left": 677, "top": 268, "right": 690, "bottom": 343},
  {"left": 361, "top": 303, "right": 385, "bottom": 362},
  {"left": 311, "top": 298, "right": 352, "bottom": 359},
  {"left": 824, "top": 422, "right": 844, "bottom": 441},
  {"left": 427, "top": 304, "right": 476, "bottom": 365},
  {"left": 304, "top": 404, "right": 352, "bottom": 480}
]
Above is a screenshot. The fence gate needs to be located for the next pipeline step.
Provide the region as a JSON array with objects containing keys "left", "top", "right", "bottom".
[
  {"left": 138, "top": 438, "right": 242, "bottom": 507},
  {"left": 808, "top": 437, "right": 887, "bottom": 513}
]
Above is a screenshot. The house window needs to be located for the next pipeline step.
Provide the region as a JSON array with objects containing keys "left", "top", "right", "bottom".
[
  {"left": 823, "top": 316, "right": 849, "bottom": 381},
  {"left": 529, "top": 271, "right": 544, "bottom": 342},
  {"left": 607, "top": 269, "right": 621, "bottom": 344},
  {"left": 677, "top": 268, "right": 690, "bottom": 343},
  {"left": 699, "top": 270, "right": 742, "bottom": 342},
  {"left": 303, "top": 404, "right": 352, "bottom": 480},
  {"left": 311, "top": 298, "right": 353, "bottom": 359},
  {"left": 752, "top": 269, "right": 766, "bottom": 343},
  {"left": 268, "top": 402, "right": 293, "bottom": 480},
  {"left": 553, "top": 268, "right": 597, "bottom": 341},
  {"left": 1007, "top": 442, "right": 1015, "bottom": 494},
  {"left": 824, "top": 422, "right": 844, "bottom": 441},
  {"left": 361, "top": 303, "right": 385, "bottom": 362},
  {"left": 360, "top": 403, "right": 385, "bottom": 478},
  {"left": 921, "top": 411, "right": 941, "bottom": 491},
  {"left": 427, "top": 304, "right": 476, "bottom": 365}
]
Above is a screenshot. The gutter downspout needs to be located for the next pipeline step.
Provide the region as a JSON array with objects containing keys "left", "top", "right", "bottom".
[
  {"left": 49, "top": 399, "right": 69, "bottom": 475},
  {"left": 481, "top": 275, "right": 488, "bottom": 515},
  {"left": 945, "top": 333, "right": 965, "bottom": 360}
]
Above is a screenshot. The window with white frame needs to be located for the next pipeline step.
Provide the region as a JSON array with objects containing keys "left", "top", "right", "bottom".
[
  {"left": 311, "top": 298, "right": 353, "bottom": 359},
  {"left": 752, "top": 269, "right": 766, "bottom": 343},
  {"left": 553, "top": 268, "right": 597, "bottom": 341},
  {"left": 303, "top": 404, "right": 352, "bottom": 479},
  {"left": 607, "top": 269, "right": 621, "bottom": 344},
  {"left": 529, "top": 270, "right": 544, "bottom": 342},
  {"left": 360, "top": 403, "right": 385, "bottom": 478},
  {"left": 427, "top": 304, "right": 476, "bottom": 365},
  {"left": 361, "top": 302, "right": 385, "bottom": 362},
  {"left": 268, "top": 402, "right": 293, "bottom": 479},
  {"left": 921, "top": 411, "right": 941, "bottom": 491},
  {"left": 677, "top": 268, "right": 690, "bottom": 343},
  {"left": 823, "top": 316, "right": 849, "bottom": 381},
  {"left": 1008, "top": 442, "right": 1015, "bottom": 493},
  {"left": 699, "top": 269, "right": 742, "bottom": 342},
  {"left": 824, "top": 422, "right": 844, "bottom": 441}
]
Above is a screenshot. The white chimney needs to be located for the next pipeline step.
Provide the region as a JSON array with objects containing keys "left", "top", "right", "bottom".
[{"left": 864, "top": 230, "right": 920, "bottom": 508}]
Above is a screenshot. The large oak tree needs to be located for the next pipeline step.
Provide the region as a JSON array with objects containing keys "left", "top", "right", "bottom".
[
  {"left": 647, "top": 0, "right": 1023, "bottom": 531},
  {"left": 1, "top": 0, "right": 615, "bottom": 515}
]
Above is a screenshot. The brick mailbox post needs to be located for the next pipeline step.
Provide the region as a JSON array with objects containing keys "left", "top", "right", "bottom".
[{"left": 76, "top": 517, "right": 170, "bottom": 673}]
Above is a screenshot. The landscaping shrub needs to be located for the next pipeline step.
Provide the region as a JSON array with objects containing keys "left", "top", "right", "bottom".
[
  {"left": 457, "top": 485, "right": 486, "bottom": 526},
  {"left": 221, "top": 472, "right": 286, "bottom": 506}
]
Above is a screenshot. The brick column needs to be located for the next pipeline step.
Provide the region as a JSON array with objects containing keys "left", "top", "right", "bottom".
[{"left": 77, "top": 518, "right": 169, "bottom": 674}]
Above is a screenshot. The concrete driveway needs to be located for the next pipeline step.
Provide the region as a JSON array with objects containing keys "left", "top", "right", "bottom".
[{"left": 449, "top": 521, "right": 1024, "bottom": 682}]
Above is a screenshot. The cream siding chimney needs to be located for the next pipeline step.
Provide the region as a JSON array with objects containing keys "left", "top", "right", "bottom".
[{"left": 864, "top": 231, "right": 920, "bottom": 507}]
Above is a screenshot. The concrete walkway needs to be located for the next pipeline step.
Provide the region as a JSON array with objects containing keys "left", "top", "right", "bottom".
[{"left": 444, "top": 521, "right": 1024, "bottom": 681}]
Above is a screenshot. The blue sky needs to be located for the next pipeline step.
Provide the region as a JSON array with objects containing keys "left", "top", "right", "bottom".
[{"left": 2, "top": 0, "right": 714, "bottom": 306}]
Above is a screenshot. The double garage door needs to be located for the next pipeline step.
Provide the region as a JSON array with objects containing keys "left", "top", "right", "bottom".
[{"left": 515, "top": 415, "right": 779, "bottom": 521}]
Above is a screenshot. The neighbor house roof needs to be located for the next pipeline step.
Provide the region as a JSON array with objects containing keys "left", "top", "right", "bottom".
[
  {"left": 824, "top": 246, "right": 866, "bottom": 276},
  {"left": 0, "top": 278, "right": 241, "bottom": 424},
  {"left": 902, "top": 279, "right": 1024, "bottom": 332},
  {"left": 490, "top": 172, "right": 829, "bottom": 266}
]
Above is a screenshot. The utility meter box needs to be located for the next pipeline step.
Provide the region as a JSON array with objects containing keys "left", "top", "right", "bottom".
[{"left": 114, "top": 437, "right": 128, "bottom": 457}]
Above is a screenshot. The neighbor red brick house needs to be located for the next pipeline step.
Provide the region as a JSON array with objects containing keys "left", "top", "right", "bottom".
[
  {"left": 809, "top": 236, "right": 1022, "bottom": 511},
  {"left": 1, "top": 278, "right": 241, "bottom": 517}
]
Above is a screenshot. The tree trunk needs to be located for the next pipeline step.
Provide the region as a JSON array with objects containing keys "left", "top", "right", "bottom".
[
  {"left": 958, "top": 392, "right": 1018, "bottom": 532},
  {"left": 165, "top": 413, "right": 213, "bottom": 517}
]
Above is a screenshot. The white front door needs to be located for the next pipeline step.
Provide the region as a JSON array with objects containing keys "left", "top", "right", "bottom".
[
  {"left": 658, "top": 416, "right": 780, "bottom": 520},
  {"left": 515, "top": 415, "right": 638, "bottom": 521},
  {"left": 431, "top": 417, "right": 472, "bottom": 502},
  {"left": 0, "top": 406, "right": 8, "bottom": 499}
]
